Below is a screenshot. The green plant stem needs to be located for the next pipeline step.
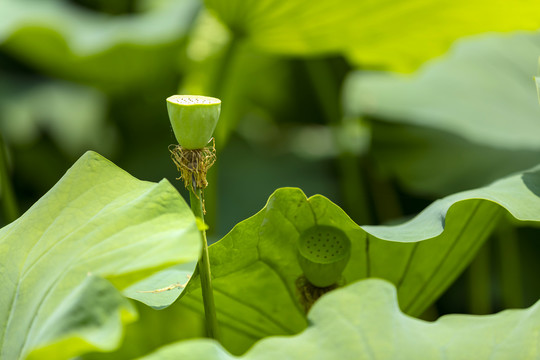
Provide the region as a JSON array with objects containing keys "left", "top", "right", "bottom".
[
  {"left": 0, "top": 133, "right": 19, "bottom": 223},
  {"left": 496, "top": 221, "right": 523, "bottom": 308},
  {"left": 468, "top": 242, "right": 492, "bottom": 314},
  {"left": 367, "top": 167, "right": 403, "bottom": 223},
  {"left": 208, "top": 36, "right": 239, "bottom": 101},
  {"left": 189, "top": 185, "right": 219, "bottom": 340},
  {"left": 204, "top": 36, "right": 240, "bottom": 236},
  {"left": 304, "top": 58, "right": 372, "bottom": 224},
  {"left": 336, "top": 152, "right": 372, "bottom": 224}
]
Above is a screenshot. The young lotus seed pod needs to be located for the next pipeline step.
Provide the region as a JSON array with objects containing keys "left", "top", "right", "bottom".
[
  {"left": 297, "top": 225, "right": 351, "bottom": 288},
  {"left": 166, "top": 95, "right": 221, "bottom": 149}
]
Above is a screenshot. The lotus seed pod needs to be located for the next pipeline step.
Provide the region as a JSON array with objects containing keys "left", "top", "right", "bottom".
[
  {"left": 166, "top": 95, "right": 221, "bottom": 149},
  {"left": 297, "top": 225, "right": 351, "bottom": 288}
]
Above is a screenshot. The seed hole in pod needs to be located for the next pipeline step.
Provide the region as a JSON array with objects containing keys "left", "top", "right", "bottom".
[
  {"left": 340, "top": 246, "right": 343, "bottom": 249},
  {"left": 324, "top": 256, "right": 327, "bottom": 259},
  {"left": 169, "top": 96, "right": 220, "bottom": 105}
]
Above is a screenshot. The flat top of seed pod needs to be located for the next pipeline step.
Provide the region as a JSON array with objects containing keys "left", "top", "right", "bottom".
[
  {"left": 167, "top": 95, "right": 221, "bottom": 106},
  {"left": 298, "top": 225, "right": 351, "bottom": 264}
]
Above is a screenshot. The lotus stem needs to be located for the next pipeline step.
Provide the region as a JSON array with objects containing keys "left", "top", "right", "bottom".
[
  {"left": 0, "top": 133, "right": 18, "bottom": 223},
  {"left": 190, "top": 184, "right": 219, "bottom": 340}
]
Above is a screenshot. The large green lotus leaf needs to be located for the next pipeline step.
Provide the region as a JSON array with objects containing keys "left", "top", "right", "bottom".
[
  {"left": 139, "top": 278, "right": 540, "bottom": 360},
  {"left": 343, "top": 32, "right": 540, "bottom": 195},
  {"left": 82, "top": 294, "right": 204, "bottom": 360},
  {"left": 25, "top": 275, "right": 136, "bottom": 360},
  {"left": 174, "top": 166, "right": 540, "bottom": 354},
  {"left": 123, "top": 262, "right": 197, "bottom": 310},
  {"left": 0, "top": 151, "right": 201, "bottom": 360},
  {"left": 204, "top": 0, "right": 540, "bottom": 72},
  {"left": 0, "top": 0, "right": 199, "bottom": 91}
]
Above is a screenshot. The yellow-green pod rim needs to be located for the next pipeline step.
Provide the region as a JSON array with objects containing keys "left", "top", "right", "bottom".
[{"left": 166, "top": 95, "right": 221, "bottom": 149}]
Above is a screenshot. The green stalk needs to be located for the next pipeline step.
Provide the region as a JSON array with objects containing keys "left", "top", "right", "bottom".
[
  {"left": 467, "top": 242, "right": 492, "bottom": 314},
  {"left": 303, "top": 59, "right": 373, "bottom": 224},
  {"left": 0, "top": 133, "right": 19, "bottom": 223},
  {"left": 496, "top": 221, "right": 523, "bottom": 308},
  {"left": 336, "top": 152, "right": 372, "bottom": 224},
  {"left": 204, "top": 36, "right": 240, "bottom": 235},
  {"left": 208, "top": 36, "right": 239, "bottom": 100},
  {"left": 189, "top": 185, "right": 219, "bottom": 340},
  {"left": 368, "top": 169, "right": 403, "bottom": 223}
]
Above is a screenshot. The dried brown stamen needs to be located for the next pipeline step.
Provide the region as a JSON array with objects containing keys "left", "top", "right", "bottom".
[
  {"left": 169, "top": 139, "right": 216, "bottom": 212},
  {"left": 296, "top": 275, "right": 339, "bottom": 313}
]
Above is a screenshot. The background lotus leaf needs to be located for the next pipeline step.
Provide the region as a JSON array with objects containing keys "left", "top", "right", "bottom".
[
  {"left": 0, "top": 0, "right": 200, "bottom": 92},
  {"left": 204, "top": 0, "right": 540, "bottom": 72},
  {"left": 343, "top": 32, "right": 540, "bottom": 195},
  {"left": 0, "top": 74, "right": 113, "bottom": 155}
]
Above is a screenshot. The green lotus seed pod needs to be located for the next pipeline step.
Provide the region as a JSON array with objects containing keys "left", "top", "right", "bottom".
[
  {"left": 297, "top": 225, "right": 351, "bottom": 288},
  {"left": 166, "top": 95, "right": 221, "bottom": 149}
]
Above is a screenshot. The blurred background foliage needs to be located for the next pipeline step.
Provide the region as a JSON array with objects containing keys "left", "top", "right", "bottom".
[{"left": 2, "top": 0, "right": 540, "bottom": 357}]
